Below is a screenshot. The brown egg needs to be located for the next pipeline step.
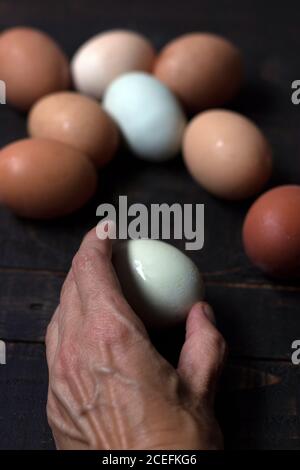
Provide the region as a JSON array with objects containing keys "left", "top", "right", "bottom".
[
  {"left": 243, "top": 186, "right": 300, "bottom": 278},
  {"left": 183, "top": 110, "right": 272, "bottom": 200},
  {"left": 0, "top": 138, "right": 97, "bottom": 219},
  {"left": 0, "top": 27, "right": 70, "bottom": 110},
  {"left": 28, "top": 92, "right": 119, "bottom": 168},
  {"left": 154, "top": 33, "right": 243, "bottom": 112}
]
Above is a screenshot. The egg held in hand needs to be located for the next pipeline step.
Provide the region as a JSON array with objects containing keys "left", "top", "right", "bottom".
[
  {"left": 0, "top": 138, "right": 97, "bottom": 219},
  {"left": 243, "top": 185, "right": 300, "bottom": 278},
  {"left": 113, "top": 239, "right": 205, "bottom": 328},
  {"left": 103, "top": 72, "right": 187, "bottom": 161}
]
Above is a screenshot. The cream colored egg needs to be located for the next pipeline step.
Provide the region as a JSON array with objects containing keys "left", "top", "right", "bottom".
[
  {"left": 113, "top": 239, "right": 204, "bottom": 328},
  {"left": 71, "top": 30, "right": 156, "bottom": 99}
]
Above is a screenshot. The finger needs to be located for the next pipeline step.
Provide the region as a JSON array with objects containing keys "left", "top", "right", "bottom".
[
  {"left": 81, "top": 219, "right": 116, "bottom": 257},
  {"left": 73, "top": 222, "right": 122, "bottom": 304},
  {"left": 72, "top": 223, "right": 143, "bottom": 329},
  {"left": 177, "top": 302, "right": 227, "bottom": 406},
  {"left": 53, "top": 223, "right": 115, "bottom": 336}
]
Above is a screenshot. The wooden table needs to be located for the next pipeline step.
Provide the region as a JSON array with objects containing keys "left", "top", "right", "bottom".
[{"left": 0, "top": 0, "right": 300, "bottom": 450}]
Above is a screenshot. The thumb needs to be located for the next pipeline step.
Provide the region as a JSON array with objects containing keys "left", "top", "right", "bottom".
[{"left": 177, "top": 302, "right": 227, "bottom": 406}]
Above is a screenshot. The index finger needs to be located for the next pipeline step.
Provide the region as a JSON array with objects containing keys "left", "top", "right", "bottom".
[{"left": 72, "top": 222, "right": 146, "bottom": 332}]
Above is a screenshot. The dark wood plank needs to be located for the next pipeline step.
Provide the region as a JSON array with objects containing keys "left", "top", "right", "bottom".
[
  {"left": 1, "top": 343, "right": 300, "bottom": 450},
  {"left": 219, "top": 359, "right": 300, "bottom": 449},
  {"left": 0, "top": 343, "right": 54, "bottom": 450},
  {"left": 1, "top": 270, "right": 299, "bottom": 360},
  {"left": 0, "top": 270, "right": 63, "bottom": 343}
]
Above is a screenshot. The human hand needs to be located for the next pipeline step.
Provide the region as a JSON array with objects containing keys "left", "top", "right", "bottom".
[{"left": 46, "top": 225, "right": 227, "bottom": 450}]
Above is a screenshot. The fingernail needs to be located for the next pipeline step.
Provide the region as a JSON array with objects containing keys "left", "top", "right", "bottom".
[{"left": 201, "top": 303, "right": 216, "bottom": 325}]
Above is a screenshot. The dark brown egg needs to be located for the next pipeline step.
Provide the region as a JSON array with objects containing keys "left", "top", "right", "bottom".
[{"left": 243, "top": 185, "right": 300, "bottom": 278}]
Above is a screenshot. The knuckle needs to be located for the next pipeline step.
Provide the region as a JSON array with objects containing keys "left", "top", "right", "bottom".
[
  {"left": 72, "top": 247, "right": 98, "bottom": 276},
  {"left": 60, "top": 276, "right": 72, "bottom": 302},
  {"left": 210, "top": 329, "right": 226, "bottom": 351}
]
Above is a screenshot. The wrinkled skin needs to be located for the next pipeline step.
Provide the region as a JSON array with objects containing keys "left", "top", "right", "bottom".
[{"left": 46, "top": 224, "right": 227, "bottom": 450}]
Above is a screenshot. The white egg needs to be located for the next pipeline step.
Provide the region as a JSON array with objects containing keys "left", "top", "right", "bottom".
[
  {"left": 113, "top": 239, "right": 204, "bottom": 328},
  {"left": 71, "top": 30, "right": 155, "bottom": 100},
  {"left": 103, "top": 72, "right": 187, "bottom": 161}
]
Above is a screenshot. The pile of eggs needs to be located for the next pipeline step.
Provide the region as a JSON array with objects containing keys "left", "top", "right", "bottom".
[{"left": 0, "top": 26, "right": 300, "bottom": 280}]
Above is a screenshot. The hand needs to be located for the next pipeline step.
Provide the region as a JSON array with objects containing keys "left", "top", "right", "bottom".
[{"left": 46, "top": 224, "right": 227, "bottom": 450}]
